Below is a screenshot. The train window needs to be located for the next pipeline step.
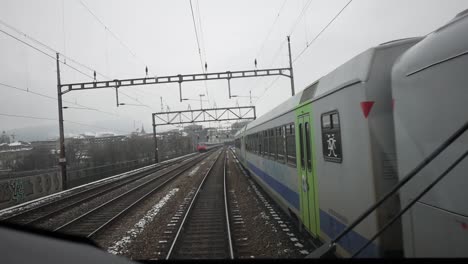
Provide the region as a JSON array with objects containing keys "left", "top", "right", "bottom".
[
  {"left": 322, "top": 115, "right": 331, "bottom": 129},
  {"left": 258, "top": 132, "right": 262, "bottom": 155},
  {"left": 331, "top": 113, "right": 339, "bottom": 128},
  {"left": 276, "top": 127, "right": 285, "bottom": 162},
  {"left": 286, "top": 123, "right": 296, "bottom": 166},
  {"left": 305, "top": 122, "right": 312, "bottom": 171},
  {"left": 321, "top": 111, "right": 343, "bottom": 163},
  {"left": 256, "top": 133, "right": 259, "bottom": 154},
  {"left": 263, "top": 130, "right": 268, "bottom": 156},
  {"left": 269, "top": 129, "right": 276, "bottom": 159},
  {"left": 299, "top": 123, "right": 304, "bottom": 169}
]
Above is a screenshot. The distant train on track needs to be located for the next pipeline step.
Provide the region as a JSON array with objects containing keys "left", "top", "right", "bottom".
[
  {"left": 196, "top": 142, "right": 222, "bottom": 152},
  {"left": 234, "top": 10, "right": 468, "bottom": 258}
]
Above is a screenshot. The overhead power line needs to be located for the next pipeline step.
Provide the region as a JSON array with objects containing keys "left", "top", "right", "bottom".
[
  {"left": 255, "top": 0, "right": 353, "bottom": 104},
  {"left": 0, "top": 18, "right": 100, "bottom": 79},
  {"left": 255, "top": 0, "right": 288, "bottom": 61},
  {"left": 76, "top": 0, "right": 168, "bottom": 109},
  {"left": 195, "top": 0, "right": 207, "bottom": 63},
  {"left": 78, "top": 0, "right": 146, "bottom": 67},
  {"left": 189, "top": 0, "right": 210, "bottom": 103},
  {"left": 0, "top": 112, "right": 131, "bottom": 134},
  {"left": 189, "top": 0, "right": 205, "bottom": 73},
  {"left": 0, "top": 82, "right": 150, "bottom": 129},
  {"left": 0, "top": 28, "right": 94, "bottom": 80},
  {"left": 294, "top": 0, "right": 353, "bottom": 62},
  {"left": 288, "top": 0, "right": 313, "bottom": 36},
  {"left": 0, "top": 17, "right": 155, "bottom": 109},
  {"left": 64, "top": 120, "right": 130, "bottom": 134},
  {"left": 0, "top": 113, "right": 56, "bottom": 121}
]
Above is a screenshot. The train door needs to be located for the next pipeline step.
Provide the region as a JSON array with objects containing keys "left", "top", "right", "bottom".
[{"left": 296, "top": 105, "right": 319, "bottom": 236}]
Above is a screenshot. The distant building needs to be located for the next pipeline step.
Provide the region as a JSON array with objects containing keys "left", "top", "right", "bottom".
[
  {"left": 0, "top": 141, "right": 33, "bottom": 170},
  {"left": 0, "top": 131, "right": 10, "bottom": 144},
  {"left": 30, "top": 140, "right": 58, "bottom": 154}
]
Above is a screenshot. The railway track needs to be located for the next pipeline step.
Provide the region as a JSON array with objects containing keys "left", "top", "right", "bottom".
[
  {"left": 1, "top": 152, "right": 202, "bottom": 226},
  {"left": 52, "top": 150, "right": 219, "bottom": 238},
  {"left": 166, "top": 148, "right": 234, "bottom": 259}
]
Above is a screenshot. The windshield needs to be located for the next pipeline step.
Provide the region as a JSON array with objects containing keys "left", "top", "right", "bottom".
[{"left": 1, "top": 0, "right": 467, "bottom": 261}]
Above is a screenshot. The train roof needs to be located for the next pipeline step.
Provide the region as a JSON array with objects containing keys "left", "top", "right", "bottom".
[
  {"left": 394, "top": 9, "right": 468, "bottom": 77},
  {"left": 239, "top": 37, "right": 421, "bottom": 133}
]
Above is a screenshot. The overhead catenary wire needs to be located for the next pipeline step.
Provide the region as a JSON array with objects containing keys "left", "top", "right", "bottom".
[
  {"left": 195, "top": 0, "right": 210, "bottom": 101},
  {"left": 294, "top": 0, "right": 353, "bottom": 62},
  {"left": 288, "top": 0, "right": 313, "bottom": 36},
  {"left": 77, "top": 0, "right": 146, "bottom": 67},
  {"left": 1, "top": 22, "right": 153, "bottom": 109},
  {"left": 189, "top": 0, "right": 205, "bottom": 73},
  {"left": 0, "top": 113, "right": 56, "bottom": 121},
  {"left": 0, "top": 18, "right": 99, "bottom": 80},
  {"left": 189, "top": 0, "right": 211, "bottom": 104},
  {"left": 249, "top": 0, "right": 289, "bottom": 103},
  {"left": 255, "top": 0, "right": 288, "bottom": 61},
  {"left": 2, "top": 2, "right": 155, "bottom": 109},
  {"left": 254, "top": 0, "right": 353, "bottom": 104},
  {"left": 0, "top": 28, "right": 94, "bottom": 80},
  {"left": 195, "top": 0, "right": 207, "bottom": 64},
  {"left": 0, "top": 82, "right": 150, "bottom": 130},
  {"left": 75, "top": 1, "right": 172, "bottom": 110},
  {"left": 0, "top": 112, "right": 131, "bottom": 134}
]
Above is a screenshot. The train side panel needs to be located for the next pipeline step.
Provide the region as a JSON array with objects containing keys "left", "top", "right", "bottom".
[
  {"left": 243, "top": 110, "right": 300, "bottom": 216},
  {"left": 310, "top": 38, "right": 419, "bottom": 257},
  {"left": 392, "top": 12, "right": 468, "bottom": 257}
]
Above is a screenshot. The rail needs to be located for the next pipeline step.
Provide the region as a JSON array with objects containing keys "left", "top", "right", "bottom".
[
  {"left": 53, "top": 152, "right": 212, "bottom": 238},
  {"left": 1, "top": 154, "right": 198, "bottom": 224},
  {"left": 166, "top": 149, "right": 233, "bottom": 259}
]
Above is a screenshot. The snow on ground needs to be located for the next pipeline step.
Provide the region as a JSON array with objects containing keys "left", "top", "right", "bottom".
[
  {"left": 107, "top": 188, "right": 179, "bottom": 255},
  {"left": 188, "top": 165, "right": 200, "bottom": 177}
]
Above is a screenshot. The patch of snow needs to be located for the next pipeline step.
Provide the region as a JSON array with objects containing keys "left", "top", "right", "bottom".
[
  {"left": 188, "top": 165, "right": 200, "bottom": 176},
  {"left": 107, "top": 188, "right": 179, "bottom": 255}
]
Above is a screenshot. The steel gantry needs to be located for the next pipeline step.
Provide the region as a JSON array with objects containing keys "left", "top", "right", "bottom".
[
  {"left": 152, "top": 106, "right": 255, "bottom": 162},
  {"left": 55, "top": 37, "right": 295, "bottom": 188}
]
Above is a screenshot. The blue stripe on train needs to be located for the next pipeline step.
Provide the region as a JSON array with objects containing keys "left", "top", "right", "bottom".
[
  {"left": 247, "top": 161, "right": 300, "bottom": 209},
  {"left": 320, "top": 210, "right": 379, "bottom": 257},
  {"left": 245, "top": 160, "right": 379, "bottom": 257}
]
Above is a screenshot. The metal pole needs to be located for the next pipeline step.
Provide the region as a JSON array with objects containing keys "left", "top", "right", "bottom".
[
  {"left": 115, "top": 87, "right": 119, "bottom": 107},
  {"left": 287, "top": 36, "right": 295, "bottom": 96},
  {"left": 152, "top": 114, "right": 159, "bottom": 163},
  {"left": 56, "top": 53, "right": 67, "bottom": 190},
  {"left": 178, "top": 74, "right": 183, "bottom": 102},
  {"left": 160, "top": 96, "right": 163, "bottom": 112}
]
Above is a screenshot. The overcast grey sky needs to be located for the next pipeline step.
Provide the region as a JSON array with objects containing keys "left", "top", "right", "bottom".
[{"left": 1, "top": 0, "right": 467, "bottom": 137}]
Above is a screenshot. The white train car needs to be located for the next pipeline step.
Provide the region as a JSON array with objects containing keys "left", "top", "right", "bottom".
[
  {"left": 235, "top": 10, "right": 468, "bottom": 258},
  {"left": 235, "top": 37, "right": 421, "bottom": 257},
  {"left": 392, "top": 10, "right": 468, "bottom": 257}
]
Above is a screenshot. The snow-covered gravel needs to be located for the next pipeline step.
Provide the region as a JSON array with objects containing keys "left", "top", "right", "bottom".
[{"left": 108, "top": 188, "right": 179, "bottom": 255}]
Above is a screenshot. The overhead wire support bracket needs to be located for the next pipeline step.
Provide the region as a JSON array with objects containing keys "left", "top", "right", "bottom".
[
  {"left": 59, "top": 37, "right": 295, "bottom": 100},
  {"left": 151, "top": 105, "right": 256, "bottom": 163},
  {"left": 60, "top": 67, "right": 293, "bottom": 95}
]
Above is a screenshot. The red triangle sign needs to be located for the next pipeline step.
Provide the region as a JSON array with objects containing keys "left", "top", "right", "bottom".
[{"left": 360, "top": 101, "right": 374, "bottom": 118}]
